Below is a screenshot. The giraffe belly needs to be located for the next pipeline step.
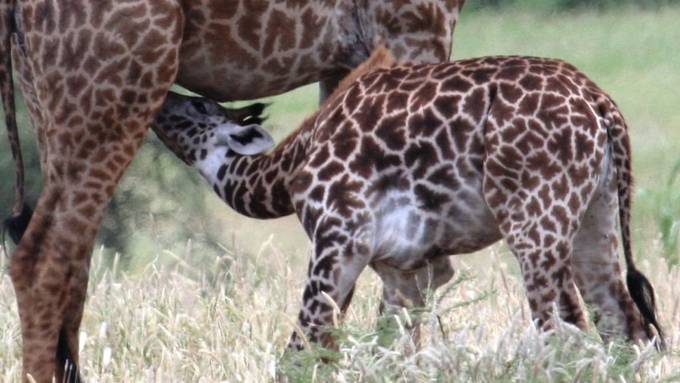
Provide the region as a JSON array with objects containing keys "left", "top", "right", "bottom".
[
  {"left": 175, "top": 1, "right": 341, "bottom": 102},
  {"left": 176, "top": 63, "right": 323, "bottom": 102},
  {"left": 370, "top": 183, "right": 502, "bottom": 271}
]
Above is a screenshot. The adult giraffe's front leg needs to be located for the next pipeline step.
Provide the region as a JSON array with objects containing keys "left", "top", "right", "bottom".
[{"left": 8, "top": 1, "right": 184, "bottom": 381}]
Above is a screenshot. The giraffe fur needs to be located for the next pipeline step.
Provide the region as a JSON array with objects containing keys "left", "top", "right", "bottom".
[
  {"left": 154, "top": 54, "right": 664, "bottom": 351},
  {"left": 0, "top": 2, "right": 466, "bottom": 380},
  {"left": 175, "top": 0, "right": 466, "bottom": 102}
]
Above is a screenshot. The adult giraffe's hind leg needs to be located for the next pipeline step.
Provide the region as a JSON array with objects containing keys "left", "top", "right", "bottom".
[
  {"left": 482, "top": 96, "right": 609, "bottom": 332},
  {"left": 495, "top": 214, "right": 587, "bottom": 331},
  {"left": 9, "top": 1, "right": 184, "bottom": 382},
  {"left": 483, "top": 186, "right": 589, "bottom": 330}
]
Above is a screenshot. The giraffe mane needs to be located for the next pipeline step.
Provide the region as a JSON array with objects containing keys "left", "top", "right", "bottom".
[
  {"left": 273, "top": 46, "right": 397, "bottom": 152},
  {"left": 327, "top": 46, "right": 397, "bottom": 103}
]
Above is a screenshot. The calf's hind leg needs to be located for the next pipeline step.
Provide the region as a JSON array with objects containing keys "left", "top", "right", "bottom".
[
  {"left": 372, "top": 258, "right": 455, "bottom": 345},
  {"left": 483, "top": 150, "right": 592, "bottom": 330},
  {"left": 571, "top": 172, "right": 649, "bottom": 343}
]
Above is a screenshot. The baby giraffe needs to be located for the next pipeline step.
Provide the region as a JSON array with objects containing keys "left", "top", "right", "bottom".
[{"left": 153, "top": 50, "right": 663, "bottom": 350}]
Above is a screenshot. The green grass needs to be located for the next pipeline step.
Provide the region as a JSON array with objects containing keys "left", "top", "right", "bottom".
[
  {"left": 450, "top": 6, "right": 680, "bottom": 264},
  {"left": 1, "top": 6, "right": 680, "bottom": 382}
]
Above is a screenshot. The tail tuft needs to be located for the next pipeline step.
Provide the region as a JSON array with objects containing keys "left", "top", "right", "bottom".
[
  {"left": 627, "top": 269, "right": 666, "bottom": 350},
  {"left": 3, "top": 203, "right": 33, "bottom": 244},
  {"left": 598, "top": 95, "right": 666, "bottom": 350}
]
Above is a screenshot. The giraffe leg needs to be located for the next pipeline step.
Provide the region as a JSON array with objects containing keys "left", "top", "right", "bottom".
[
  {"left": 8, "top": 2, "right": 183, "bottom": 381},
  {"left": 482, "top": 106, "right": 607, "bottom": 332},
  {"left": 9, "top": 154, "right": 153, "bottom": 382},
  {"left": 372, "top": 258, "right": 455, "bottom": 346},
  {"left": 501, "top": 221, "right": 586, "bottom": 330},
  {"left": 287, "top": 233, "right": 370, "bottom": 351},
  {"left": 9, "top": 124, "right": 171, "bottom": 382},
  {"left": 571, "top": 173, "right": 648, "bottom": 343},
  {"left": 412, "top": 258, "right": 456, "bottom": 296},
  {"left": 373, "top": 262, "right": 426, "bottom": 346},
  {"left": 483, "top": 172, "right": 591, "bottom": 330}
]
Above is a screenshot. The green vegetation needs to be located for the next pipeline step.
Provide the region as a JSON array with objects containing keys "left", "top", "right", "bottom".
[
  {"left": 641, "top": 159, "right": 680, "bottom": 267},
  {"left": 470, "top": 0, "right": 680, "bottom": 11},
  {"left": 1, "top": 4, "right": 679, "bottom": 382}
]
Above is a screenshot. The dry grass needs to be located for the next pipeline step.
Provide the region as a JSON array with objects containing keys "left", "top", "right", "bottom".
[{"left": 2, "top": 241, "right": 679, "bottom": 382}]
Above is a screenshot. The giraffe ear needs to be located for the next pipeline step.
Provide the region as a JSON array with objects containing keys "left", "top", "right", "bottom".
[{"left": 222, "top": 123, "right": 275, "bottom": 156}]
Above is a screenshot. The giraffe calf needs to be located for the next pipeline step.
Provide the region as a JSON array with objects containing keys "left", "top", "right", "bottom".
[{"left": 153, "top": 54, "right": 664, "bottom": 351}]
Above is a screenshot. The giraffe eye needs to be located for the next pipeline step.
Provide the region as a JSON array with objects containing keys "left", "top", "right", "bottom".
[{"left": 191, "top": 100, "right": 209, "bottom": 115}]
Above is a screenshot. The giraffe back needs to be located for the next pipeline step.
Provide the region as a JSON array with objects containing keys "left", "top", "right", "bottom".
[{"left": 293, "top": 56, "right": 619, "bottom": 263}]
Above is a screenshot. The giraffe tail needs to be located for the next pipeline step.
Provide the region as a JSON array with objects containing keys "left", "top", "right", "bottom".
[
  {"left": 1, "top": 0, "right": 32, "bottom": 246},
  {"left": 600, "top": 100, "right": 665, "bottom": 349}
]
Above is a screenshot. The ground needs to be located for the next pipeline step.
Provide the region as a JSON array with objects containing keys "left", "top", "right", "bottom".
[{"left": 1, "top": 6, "right": 679, "bottom": 382}]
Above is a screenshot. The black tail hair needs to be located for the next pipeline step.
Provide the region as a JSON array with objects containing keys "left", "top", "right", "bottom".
[
  {"left": 2, "top": 0, "right": 33, "bottom": 252},
  {"left": 600, "top": 103, "right": 665, "bottom": 350},
  {"left": 627, "top": 268, "right": 666, "bottom": 350}
]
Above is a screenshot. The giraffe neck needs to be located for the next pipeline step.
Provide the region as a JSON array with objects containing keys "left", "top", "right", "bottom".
[
  {"left": 198, "top": 121, "right": 314, "bottom": 220},
  {"left": 159, "top": 45, "right": 398, "bottom": 219}
]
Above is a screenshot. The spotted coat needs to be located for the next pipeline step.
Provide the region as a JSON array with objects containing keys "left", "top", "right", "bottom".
[
  {"left": 0, "top": 1, "right": 465, "bottom": 381},
  {"left": 154, "top": 55, "right": 664, "bottom": 350}
]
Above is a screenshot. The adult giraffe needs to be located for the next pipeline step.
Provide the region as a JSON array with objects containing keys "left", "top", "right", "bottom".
[{"left": 0, "top": 0, "right": 466, "bottom": 381}]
